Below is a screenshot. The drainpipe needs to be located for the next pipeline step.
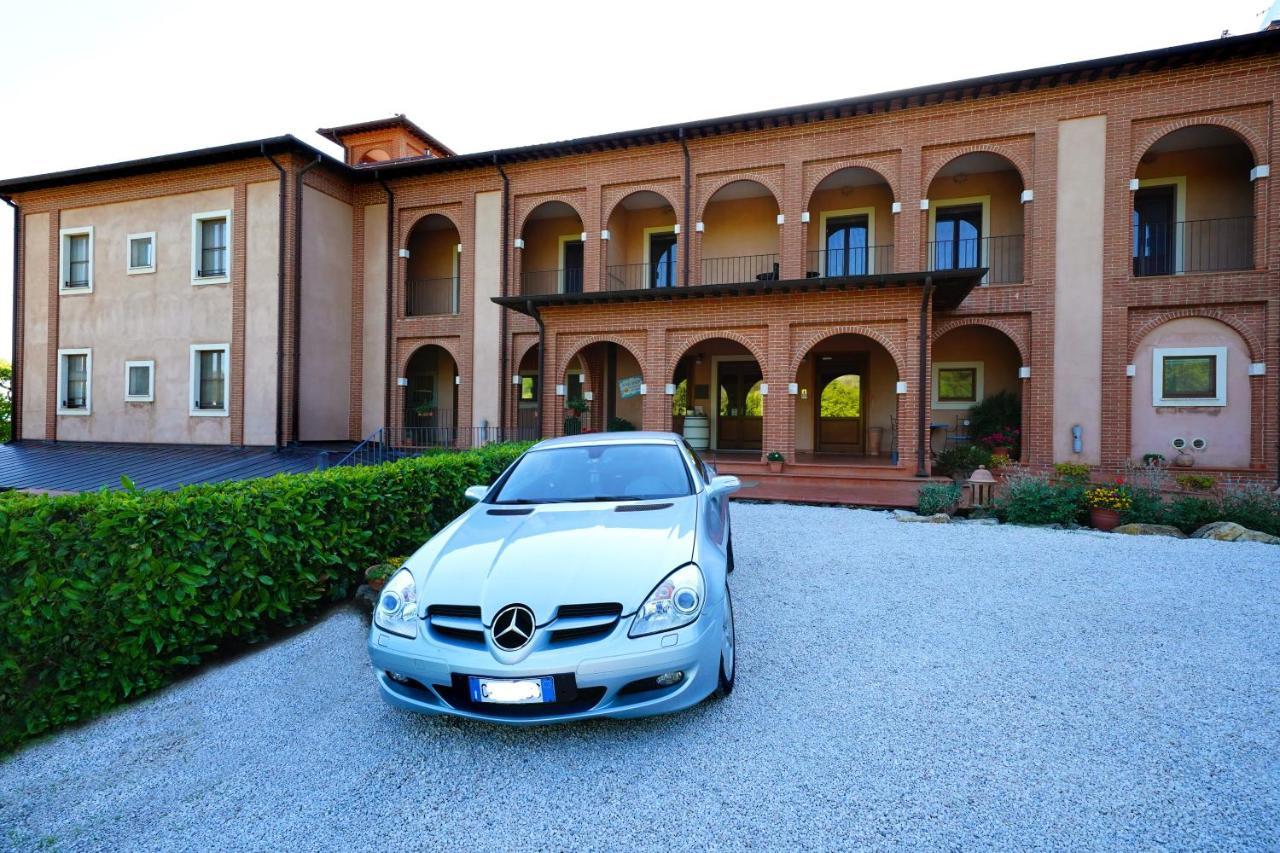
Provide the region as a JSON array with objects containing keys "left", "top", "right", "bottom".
[
  {"left": 528, "top": 299, "right": 544, "bottom": 437},
  {"left": 260, "top": 146, "right": 287, "bottom": 449},
  {"left": 679, "top": 129, "right": 691, "bottom": 287},
  {"left": 2, "top": 195, "right": 19, "bottom": 444},
  {"left": 495, "top": 156, "right": 510, "bottom": 434},
  {"left": 292, "top": 156, "right": 322, "bottom": 446},
  {"left": 915, "top": 276, "right": 935, "bottom": 477},
  {"left": 376, "top": 174, "right": 395, "bottom": 440}
]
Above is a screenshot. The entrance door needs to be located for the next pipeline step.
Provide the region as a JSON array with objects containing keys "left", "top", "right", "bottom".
[
  {"left": 716, "top": 361, "right": 763, "bottom": 451},
  {"left": 1132, "top": 185, "right": 1176, "bottom": 276},
  {"left": 815, "top": 356, "right": 867, "bottom": 453},
  {"left": 825, "top": 215, "right": 870, "bottom": 276},
  {"left": 932, "top": 205, "right": 982, "bottom": 271},
  {"left": 649, "top": 232, "right": 678, "bottom": 288},
  {"left": 562, "top": 240, "right": 584, "bottom": 293}
]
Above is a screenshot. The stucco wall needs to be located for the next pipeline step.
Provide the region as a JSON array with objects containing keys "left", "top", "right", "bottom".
[
  {"left": 298, "top": 186, "right": 352, "bottom": 441},
  {"left": 361, "top": 203, "right": 388, "bottom": 436},
  {"left": 927, "top": 169, "right": 1025, "bottom": 240},
  {"left": 1052, "top": 115, "right": 1107, "bottom": 463},
  {"left": 20, "top": 213, "right": 50, "bottom": 439},
  {"left": 701, "top": 196, "right": 780, "bottom": 261},
  {"left": 1135, "top": 143, "right": 1254, "bottom": 221},
  {"left": 523, "top": 216, "right": 582, "bottom": 273},
  {"left": 472, "top": 190, "right": 503, "bottom": 430},
  {"left": 243, "top": 181, "right": 279, "bottom": 446},
  {"left": 1130, "top": 317, "right": 1251, "bottom": 468},
  {"left": 57, "top": 188, "right": 235, "bottom": 444},
  {"left": 805, "top": 184, "right": 897, "bottom": 255},
  {"left": 932, "top": 326, "right": 1021, "bottom": 404},
  {"left": 407, "top": 220, "right": 459, "bottom": 280},
  {"left": 605, "top": 205, "right": 678, "bottom": 268}
]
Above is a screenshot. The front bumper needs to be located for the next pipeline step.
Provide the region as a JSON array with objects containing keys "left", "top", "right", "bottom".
[{"left": 367, "top": 610, "right": 723, "bottom": 724}]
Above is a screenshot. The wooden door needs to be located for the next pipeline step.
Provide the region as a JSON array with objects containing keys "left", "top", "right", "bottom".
[{"left": 716, "top": 361, "right": 763, "bottom": 451}]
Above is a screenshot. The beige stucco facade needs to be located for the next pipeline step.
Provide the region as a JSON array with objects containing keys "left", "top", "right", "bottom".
[
  {"left": 244, "top": 181, "right": 280, "bottom": 446},
  {"left": 298, "top": 186, "right": 353, "bottom": 442},
  {"left": 360, "top": 203, "right": 388, "bottom": 436},
  {"left": 471, "top": 190, "right": 503, "bottom": 430}
]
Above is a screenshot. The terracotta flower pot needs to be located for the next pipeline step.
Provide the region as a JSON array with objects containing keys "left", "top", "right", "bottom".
[
  {"left": 1090, "top": 508, "right": 1121, "bottom": 531},
  {"left": 368, "top": 577, "right": 387, "bottom": 593},
  {"left": 991, "top": 446, "right": 1012, "bottom": 460},
  {"left": 768, "top": 460, "right": 783, "bottom": 474}
]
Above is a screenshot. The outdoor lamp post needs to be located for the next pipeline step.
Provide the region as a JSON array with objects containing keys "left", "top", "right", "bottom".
[{"left": 967, "top": 465, "right": 996, "bottom": 508}]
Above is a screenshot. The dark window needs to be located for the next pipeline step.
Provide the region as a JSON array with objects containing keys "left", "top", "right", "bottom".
[
  {"left": 199, "top": 218, "right": 227, "bottom": 277},
  {"left": 649, "top": 232, "right": 677, "bottom": 288},
  {"left": 127, "top": 364, "right": 152, "bottom": 398},
  {"left": 932, "top": 205, "right": 982, "bottom": 271},
  {"left": 937, "top": 367, "right": 978, "bottom": 402},
  {"left": 1132, "top": 186, "right": 1176, "bottom": 276},
  {"left": 562, "top": 240, "right": 584, "bottom": 294},
  {"left": 825, "top": 215, "right": 869, "bottom": 276},
  {"left": 492, "top": 443, "right": 693, "bottom": 504},
  {"left": 1161, "top": 354, "right": 1216, "bottom": 400},
  {"left": 66, "top": 234, "right": 90, "bottom": 288},
  {"left": 63, "top": 354, "right": 88, "bottom": 408},
  {"left": 129, "top": 236, "right": 153, "bottom": 270},
  {"left": 195, "top": 349, "right": 226, "bottom": 410}
]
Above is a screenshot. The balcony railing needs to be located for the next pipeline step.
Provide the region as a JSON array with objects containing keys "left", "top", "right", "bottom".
[
  {"left": 1133, "top": 216, "right": 1254, "bottom": 277},
  {"left": 605, "top": 260, "right": 679, "bottom": 291},
  {"left": 805, "top": 245, "right": 895, "bottom": 278},
  {"left": 522, "top": 268, "right": 584, "bottom": 295},
  {"left": 926, "top": 234, "right": 1024, "bottom": 284},
  {"left": 701, "top": 253, "right": 781, "bottom": 286},
  {"left": 406, "top": 277, "right": 459, "bottom": 316}
]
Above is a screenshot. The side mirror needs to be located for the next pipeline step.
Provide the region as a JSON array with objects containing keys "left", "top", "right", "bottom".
[
  {"left": 464, "top": 485, "right": 489, "bottom": 503},
  {"left": 706, "top": 475, "right": 741, "bottom": 499}
]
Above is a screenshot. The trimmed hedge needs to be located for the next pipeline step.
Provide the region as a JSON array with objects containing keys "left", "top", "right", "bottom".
[{"left": 0, "top": 443, "right": 527, "bottom": 752}]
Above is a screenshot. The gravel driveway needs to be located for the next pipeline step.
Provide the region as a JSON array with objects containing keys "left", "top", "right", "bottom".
[{"left": 3, "top": 504, "right": 1278, "bottom": 852}]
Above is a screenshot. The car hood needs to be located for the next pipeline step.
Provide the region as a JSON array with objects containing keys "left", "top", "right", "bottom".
[{"left": 413, "top": 497, "right": 698, "bottom": 623}]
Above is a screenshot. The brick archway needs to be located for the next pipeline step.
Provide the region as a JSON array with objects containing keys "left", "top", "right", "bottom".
[
  {"left": 932, "top": 317, "right": 1030, "bottom": 364},
  {"left": 554, "top": 335, "right": 650, "bottom": 388},
  {"left": 695, "top": 174, "right": 784, "bottom": 221},
  {"left": 664, "top": 330, "right": 769, "bottom": 382},
  {"left": 516, "top": 196, "right": 588, "bottom": 236},
  {"left": 1127, "top": 309, "right": 1264, "bottom": 363},
  {"left": 397, "top": 339, "right": 462, "bottom": 376},
  {"left": 804, "top": 162, "right": 900, "bottom": 207},
  {"left": 789, "top": 325, "right": 907, "bottom": 378},
  {"left": 922, "top": 146, "right": 1030, "bottom": 194},
  {"left": 1130, "top": 118, "right": 1266, "bottom": 174},
  {"left": 602, "top": 187, "right": 683, "bottom": 227},
  {"left": 401, "top": 209, "right": 462, "bottom": 244}
]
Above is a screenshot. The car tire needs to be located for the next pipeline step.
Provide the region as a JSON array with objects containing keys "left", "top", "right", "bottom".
[{"left": 713, "top": 586, "right": 735, "bottom": 698}]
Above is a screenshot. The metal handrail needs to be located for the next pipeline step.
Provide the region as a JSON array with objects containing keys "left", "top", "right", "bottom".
[
  {"left": 926, "top": 234, "right": 1024, "bottom": 284},
  {"left": 406, "top": 277, "right": 459, "bottom": 316},
  {"left": 806, "top": 245, "right": 895, "bottom": 278},
  {"left": 700, "top": 253, "right": 781, "bottom": 286},
  {"left": 604, "top": 260, "right": 678, "bottom": 291},
  {"left": 522, "top": 268, "right": 584, "bottom": 295},
  {"left": 1132, "top": 216, "right": 1254, "bottom": 276}
]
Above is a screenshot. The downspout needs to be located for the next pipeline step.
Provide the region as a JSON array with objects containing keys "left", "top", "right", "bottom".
[
  {"left": 292, "top": 155, "right": 322, "bottom": 445},
  {"left": 528, "top": 299, "right": 545, "bottom": 437},
  {"left": 915, "top": 276, "right": 935, "bottom": 478},
  {"left": 2, "top": 195, "right": 19, "bottom": 444},
  {"left": 260, "top": 146, "right": 287, "bottom": 449},
  {"left": 495, "top": 155, "right": 510, "bottom": 434},
  {"left": 376, "top": 174, "right": 395, "bottom": 440},
  {"left": 679, "top": 129, "right": 691, "bottom": 287}
]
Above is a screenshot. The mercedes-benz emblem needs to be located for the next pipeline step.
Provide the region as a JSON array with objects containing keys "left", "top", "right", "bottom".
[{"left": 491, "top": 604, "right": 536, "bottom": 651}]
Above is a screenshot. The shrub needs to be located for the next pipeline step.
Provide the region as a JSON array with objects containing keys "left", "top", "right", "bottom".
[
  {"left": 0, "top": 360, "right": 10, "bottom": 444},
  {"left": 1053, "top": 462, "right": 1090, "bottom": 482},
  {"left": 606, "top": 417, "right": 635, "bottom": 432},
  {"left": 1174, "top": 473, "right": 1215, "bottom": 492},
  {"left": 917, "top": 482, "right": 962, "bottom": 516},
  {"left": 1121, "top": 486, "right": 1166, "bottom": 525},
  {"left": 933, "top": 444, "right": 992, "bottom": 479},
  {"left": 993, "top": 470, "right": 1083, "bottom": 526},
  {"left": 766, "top": 451, "right": 785, "bottom": 463},
  {"left": 968, "top": 390, "right": 1021, "bottom": 452},
  {"left": 0, "top": 443, "right": 528, "bottom": 752},
  {"left": 1219, "top": 481, "right": 1280, "bottom": 536},
  {"left": 1163, "top": 496, "right": 1222, "bottom": 535}
]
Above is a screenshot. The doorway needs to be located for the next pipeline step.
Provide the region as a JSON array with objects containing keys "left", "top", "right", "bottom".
[
  {"left": 561, "top": 239, "right": 584, "bottom": 293},
  {"left": 1132, "top": 185, "right": 1176, "bottom": 276},
  {"left": 815, "top": 355, "right": 867, "bottom": 453},
  {"left": 714, "top": 359, "right": 763, "bottom": 451}
]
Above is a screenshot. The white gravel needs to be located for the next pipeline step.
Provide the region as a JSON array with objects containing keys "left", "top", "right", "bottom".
[{"left": 3, "top": 504, "right": 1279, "bottom": 852}]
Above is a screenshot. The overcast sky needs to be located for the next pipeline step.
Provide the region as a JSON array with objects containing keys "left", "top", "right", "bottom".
[{"left": 0, "top": 0, "right": 1271, "bottom": 360}]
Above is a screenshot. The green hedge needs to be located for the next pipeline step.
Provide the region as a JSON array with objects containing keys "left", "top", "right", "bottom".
[{"left": 0, "top": 443, "right": 527, "bottom": 752}]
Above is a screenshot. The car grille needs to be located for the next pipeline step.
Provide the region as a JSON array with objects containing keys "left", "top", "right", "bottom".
[
  {"left": 426, "top": 604, "right": 485, "bottom": 645},
  {"left": 434, "top": 673, "right": 606, "bottom": 718},
  {"left": 549, "top": 603, "right": 623, "bottom": 644}
]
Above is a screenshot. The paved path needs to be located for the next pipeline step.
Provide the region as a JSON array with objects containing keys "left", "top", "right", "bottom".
[{"left": 3, "top": 505, "right": 1278, "bottom": 851}]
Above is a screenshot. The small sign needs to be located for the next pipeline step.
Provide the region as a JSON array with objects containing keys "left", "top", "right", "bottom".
[{"left": 618, "top": 375, "right": 642, "bottom": 399}]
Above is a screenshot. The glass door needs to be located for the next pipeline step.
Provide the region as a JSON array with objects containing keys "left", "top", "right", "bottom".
[
  {"left": 715, "top": 361, "right": 763, "bottom": 451},
  {"left": 933, "top": 205, "right": 982, "bottom": 271},
  {"left": 1132, "top": 185, "right": 1176, "bottom": 276},
  {"left": 825, "top": 215, "right": 869, "bottom": 276}
]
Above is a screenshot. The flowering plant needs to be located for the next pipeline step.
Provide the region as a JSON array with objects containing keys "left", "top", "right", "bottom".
[
  {"left": 1084, "top": 485, "right": 1132, "bottom": 512},
  {"left": 979, "top": 429, "right": 1020, "bottom": 449}
]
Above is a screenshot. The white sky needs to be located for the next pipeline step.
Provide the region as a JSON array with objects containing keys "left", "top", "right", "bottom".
[{"left": 0, "top": 0, "right": 1271, "bottom": 361}]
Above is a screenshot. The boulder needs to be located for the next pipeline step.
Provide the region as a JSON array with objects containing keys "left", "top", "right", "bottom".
[
  {"left": 1191, "top": 521, "right": 1248, "bottom": 542},
  {"left": 353, "top": 583, "right": 378, "bottom": 613},
  {"left": 1112, "top": 523, "right": 1187, "bottom": 539},
  {"left": 894, "top": 510, "right": 950, "bottom": 523},
  {"left": 1236, "top": 529, "right": 1280, "bottom": 545}
]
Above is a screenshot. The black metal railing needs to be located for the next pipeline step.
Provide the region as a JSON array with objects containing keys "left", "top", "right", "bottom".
[
  {"left": 522, "top": 268, "right": 584, "bottom": 296},
  {"left": 805, "top": 245, "right": 895, "bottom": 278},
  {"left": 926, "top": 234, "right": 1024, "bottom": 284},
  {"left": 333, "top": 425, "right": 541, "bottom": 467},
  {"left": 701, "top": 253, "right": 781, "bottom": 286},
  {"left": 1132, "top": 216, "right": 1254, "bottom": 277},
  {"left": 406, "top": 277, "right": 459, "bottom": 316},
  {"left": 605, "top": 259, "right": 679, "bottom": 291}
]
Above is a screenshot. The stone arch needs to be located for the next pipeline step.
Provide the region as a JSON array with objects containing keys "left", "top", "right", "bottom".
[
  {"left": 1130, "top": 117, "right": 1264, "bottom": 174},
  {"left": 398, "top": 339, "right": 462, "bottom": 376},
  {"left": 695, "top": 174, "right": 784, "bottom": 221},
  {"left": 932, "top": 317, "right": 1029, "bottom": 364},
  {"left": 803, "top": 161, "right": 900, "bottom": 207},
  {"left": 401, "top": 209, "right": 463, "bottom": 243},
  {"left": 516, "top": 195, "right": 587, "bottom": 236},
  {"left": 922, "top": 145, "right": 1030, "bottom": 195},
  {"left": 554, "top": 334, "right": 650, "bottom": 388},
  {"left": 1127, "top": 309, "right": 1264, "bottom": 363},
  {"left": 601, "top": 186, "right": 683, "bottom": 227},
  {"left": 664, "top": 330, "right": 769, "bottom": 381},
  {"left": 790, "top": 325, "right": 907, "bottom": 378},
  {"left": 513, "top": 337, "right": 540, "bottom": 370}
]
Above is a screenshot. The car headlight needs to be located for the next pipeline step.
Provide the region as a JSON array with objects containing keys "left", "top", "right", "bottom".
[
  {"left": 374, "top": 568, "right": 418, "bottom": 638},
  {"left": 629, "top": 563, "right": 705, "bottom": 638}
]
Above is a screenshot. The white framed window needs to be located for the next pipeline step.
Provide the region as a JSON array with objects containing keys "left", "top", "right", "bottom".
[
  {"left": 59, "top": 226, "right": 94, "bottom": 293},
  {"left": 1152, "top": 346, "right": 1226, "bottom": 407},
  {"left": 127, "top": 232, "right": 156, "bottom": 274},
  {"left": 124, "top": 360, "right": 155, "bottom": 402},
  {"left": 191, "top": 210, "right": 231, "bottom": 285},
  {"left": 932, "top": 361, "right": 985, "bottom": 409},
  {"left": 190, "top": 344, "right": 230, "bottom": 416},
  {"left": 57, "top": 348, "right": 93, "bottom": 415}
]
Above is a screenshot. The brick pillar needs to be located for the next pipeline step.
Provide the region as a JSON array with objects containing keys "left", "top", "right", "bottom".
[
  {"left": 644, "top": 328, "right": 666, "bottom": 431},
  {"left": 897, "top": 143, "right": 924, "bottom": 278},
  {"left": 780, "top": 161, "right": 805, "bottom": 280},
  {"left": 582, "top": 189, "right": 601, "bottom": 293},
  {"left": 765, "top": 322, "right": 792, "bottom": 462}
]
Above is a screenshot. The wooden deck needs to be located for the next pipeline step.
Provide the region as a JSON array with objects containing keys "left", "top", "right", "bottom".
[{"left": 710, "top": 454, "right": 942, "bottom": 508}]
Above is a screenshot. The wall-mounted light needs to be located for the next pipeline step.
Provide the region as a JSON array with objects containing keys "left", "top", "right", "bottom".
[
  {"left": 555, "top": 384, "right": 565, "bottom": 396},
  {"left": 511, "top": 374, "right": 521, "bottom": 385},
  {"left": 776, "top": 214, "right": 785, "bottom": 225},
  {"left": 583, "top": 391, "right": 593, "bottom": 401},
  {"left": 1128, "top": 179, "right": 1140, "bottom": 191},
  {"left": 454, "top": 375, "right": 461, "bottom": 385},
  {"left": 398, "top": 249, "right": 411, "bottom": 259},
  {"left": 800, "top": 211, "right": 810, "bottom": 223},
  {"left": 1249, "top": 363, "right": 1266, "bottom": 376},
  {"left": 673, "top": 223, "right": 681, "bottom": 234},
  {"left": 457, "top": 244, "right": 463, "bottom": 252},
  {"left": 695, "top": 221, "right": 705, "bottom": 232},
  {"left": 891, "top": 202, "right": 902, "bottom": 214},
  {"left": 1250, "top": 165, "right": 1270, "bottom": 181},
  {"left": 1126, "top": 364, "right": 1136, "bottom": 377},
  {"left": 759, "top": 384, "right": 768, "bottom": 396},
  {"left": 1020, "top": 189, "right": 1034, "bottom": 203},
  {"left": 918, "top": 199, "right": 929, "bottom": 211},
  {"left": 639, "top": 384, "right": 648, "bottom": 395},
  {"left": 787, "top": 383, "right": 798, "bottom": 395},
  {"left": 896, "top": 381, "right": 908, "bottom": 394},
  {"left": 600, "top": 229, "right": 610, "bottom": 241},
  {"left": 1018, "top": 366, "right": 1031, "bottom": 379},
  {"left": 514, "top": 238, "right": 525, "bottom": 249},
  {"left": 579, "top": 231, "right": 587, "bottom": 242},
  {"left": 397, "top": 377, "right": 408, "bottom": 387},
  {"left": 664, "top": 383, "right": 676, "bottom": 395}
]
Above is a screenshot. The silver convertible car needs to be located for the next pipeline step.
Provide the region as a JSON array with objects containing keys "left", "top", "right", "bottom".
[{"left": 367, "top": 432, "right": 740, "bottom": 724}]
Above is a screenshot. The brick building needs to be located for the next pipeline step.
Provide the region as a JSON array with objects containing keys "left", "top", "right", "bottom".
[{"left": 2, "top": 30, "right": 1277, "bottom": 503}]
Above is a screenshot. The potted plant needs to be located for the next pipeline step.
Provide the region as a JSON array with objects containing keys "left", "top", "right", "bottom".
[
  {"left": 1141, "top": 452, "right": 1165, "bottom": 468},
  {"left": 1083, "top": 484, "right": 1131, "bottom": 532},
  {"left": 980, "top": 430, "right": 1019, "bottom": 460},
  {"left": 563, "top": 397, "right": 588, "bottom": 435},
  {"left": 766, "top": 451, "right": 785, "bottom": 473},
  {"left": 364, "top": 556, "right": 406, "bottom": 593}
]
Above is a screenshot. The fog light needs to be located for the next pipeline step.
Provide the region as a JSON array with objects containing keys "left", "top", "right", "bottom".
[
  {"left": 656, "top": 671, "right": 684, "bottom": 686},
  {"left": 387, "top": 671, "right": 410, "bottom": 684}
]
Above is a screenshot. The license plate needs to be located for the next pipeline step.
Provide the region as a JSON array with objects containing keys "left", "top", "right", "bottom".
[{"left": 468, "top": 676, "right": 556, "bottom": 704}]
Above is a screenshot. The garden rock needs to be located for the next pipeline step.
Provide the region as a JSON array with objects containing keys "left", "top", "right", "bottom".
[
  {"left": 1236, "top": 529, "right": 1280, "bottom": 545},
  {"left": 1192, "top": 521, "right": 1249, "bottom": 542},
  {"left": 1113, "top": 523, "right": 1187, "bottom": 539},
  {"left": 894, "top": 510, "right": 950, "bottom": 523},
  {"left": 353, "top": 584, "right": 378, "bottom": 613}
]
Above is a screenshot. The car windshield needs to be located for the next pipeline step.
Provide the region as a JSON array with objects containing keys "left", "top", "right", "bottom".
[{"left": 491, "top": 443, "right": 693, "bottom": 504}]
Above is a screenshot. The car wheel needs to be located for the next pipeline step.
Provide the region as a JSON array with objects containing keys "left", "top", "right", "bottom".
[{"left": 713, "top": 586, "right": 735, "bottom": 698}]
